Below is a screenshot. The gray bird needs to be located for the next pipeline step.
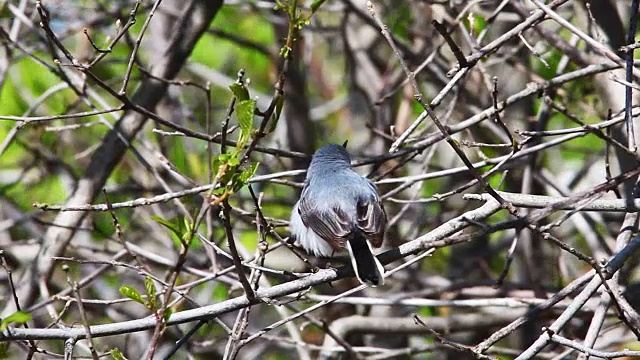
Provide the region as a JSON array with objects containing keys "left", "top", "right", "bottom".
[{"left": 289, "top": 143, "right": 387, "bottom": 286}]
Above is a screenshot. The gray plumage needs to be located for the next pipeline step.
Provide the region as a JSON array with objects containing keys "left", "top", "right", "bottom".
[{"left": 290, "top": 144, "right": 387, "bottom": 286}]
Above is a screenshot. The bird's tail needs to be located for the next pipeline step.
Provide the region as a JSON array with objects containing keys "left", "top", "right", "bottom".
[{"left": 345, "top": 230, "right": 385, "bottom": 286}]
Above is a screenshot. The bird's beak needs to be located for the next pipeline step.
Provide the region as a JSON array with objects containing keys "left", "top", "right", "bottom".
[{"left": 342, "top": 140, "right": 348, "bottom": 148}]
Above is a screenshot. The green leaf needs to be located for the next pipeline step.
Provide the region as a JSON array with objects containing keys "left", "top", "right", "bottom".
[
  {"left": 213, "top": 186, "right": 226, "bottom": 196},
  {"left": 163, "top": 308, "right": 173, "bottom": 323},
  {"left": 229, "top": 82, "right": 250, "bottom": 101},
  {"left": 218, "top": 168, "right": 236, "bottom": 189},
  {"left": 111, "top": 348, "right": 128, "bottom": 360},
  {"left": 230, "top": 162, "right": 260, "bottom": 193},
  {"left": 211, "top": 154, "right": 225, "bottom": 180},
  {"left": 465, "top": 13, "right": 487, "bottom": 37},
  {"left": 181, "top": 218, "right": 195, "bottom": 245},
  {"left": 182, "top": 217, "right": 193, "bottom": 234},
  {"left": 310, "top": 0, "right": 327, "bottom": 13},
  {"left": 0, "top": 311, "right": 32, "bottom": 331},
  {"left": 151, "top": 216, "right": 182, "bottom": 239},
  {"left": 227, "top": 152, "right": 241, "bottom": 167},
  {"left": 144, "top": 277, "right": 157, "bottom": 311},
  {"left": 268, "top": 96, "right": 284, "bottom": 134},
  {"left": 119, "top": 285, "right": 145, "bottom": 305},
  {"left": 239, "top": 163, "right": 259, "bottom": 185},
  {"left": 236, "top": 99, "right": 256, "bottom": 149}
]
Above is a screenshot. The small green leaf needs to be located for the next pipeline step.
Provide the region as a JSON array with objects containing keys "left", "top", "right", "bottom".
[
  {"left": 268, "top": 96, "right": 284, "bottom": 134},
  {"left": 227, "top": 152, "right": 241, "bottom": 167},
  {"left": 229, "top": 83, "right": 250, "bottom": 101},
  {"left": 231, "top": 162, "right": 260, "bottom": 193},
  {"left": 119, "top": 285, "right": 145, "bottom": 305},
  {"left": 466, "top": 13, "right": 487, "bottom": 37},
  {"left": 218, "top": 168, "right": 235, "bottom": 187},
  {"left": 0, "top": 311, "right": 32, "bottom": 331},
  {"left": 212, "top": 153, "right": 231, "bottom": 180},
  {"left": 182, "top": 217, "right": 193, "bottom": 234},
  {"left": 111, "top": 348, "right": 128, "bottom": 360},
  {"left": 163, "top": 308, "right": 173, "bottom": 323},
  {"left": 211, "top": 157, "right": 222, "bottom": 177},
  {"left": 240, "top": 162, "right": 259, "bottom": 184},
  {"left": 310, "top": 0, "right": 326, "bottom": 13},
  {"left": 181, "top": 218, "right": 195, "bottom": 245},
  {"left": 151, "top": 216, "right": 181, "bottom": 239},
  {"left": 236, "top": 99, "right": 256, "bottom": 148},
  {"left": 144, "top": 277, "right": 157, "bottom": 311}
]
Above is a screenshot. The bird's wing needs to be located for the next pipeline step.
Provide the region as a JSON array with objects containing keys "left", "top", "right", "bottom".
[
  {"left": 298, "top": 194, "right": 351, "bottom": 251},
  {"left": 356, "top": 183, "right": 387, "bottom": 248}
]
